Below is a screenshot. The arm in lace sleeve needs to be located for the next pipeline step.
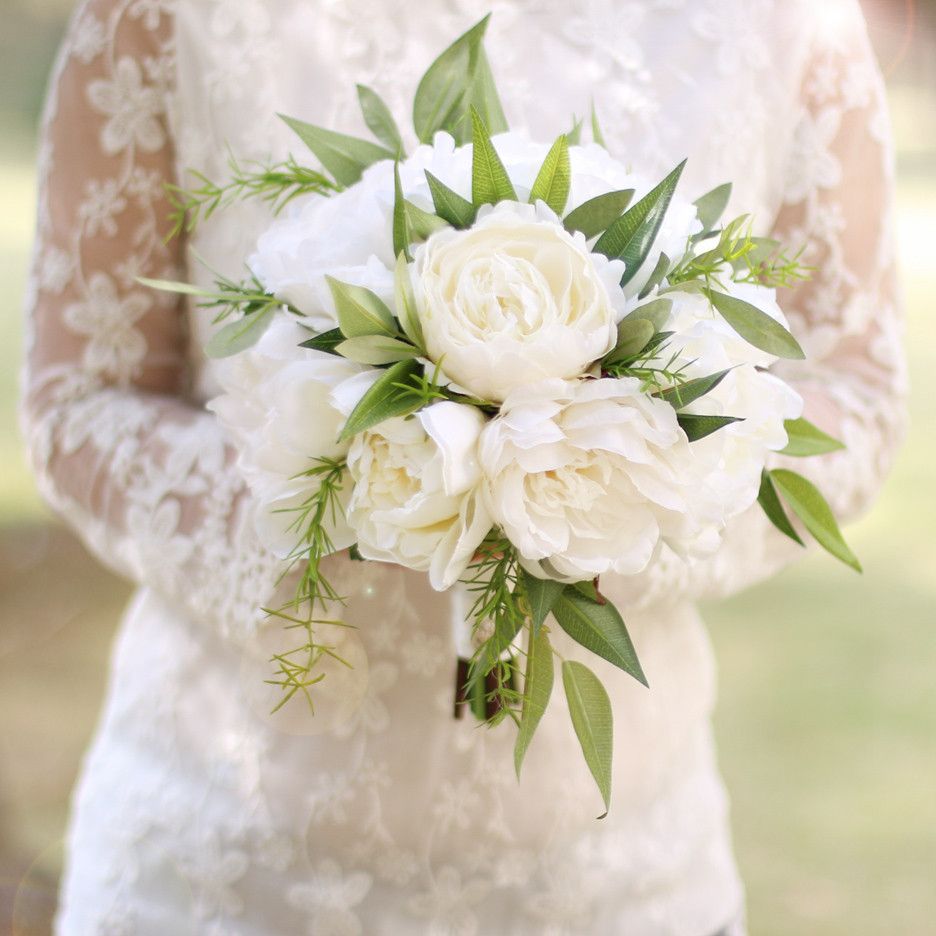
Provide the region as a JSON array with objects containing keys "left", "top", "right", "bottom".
[
  {"left": 612, "top": 2, "right": 907, "bottom": 610},
  {"left": 20, "top": 0, "right": 278, "bottom": 637}
]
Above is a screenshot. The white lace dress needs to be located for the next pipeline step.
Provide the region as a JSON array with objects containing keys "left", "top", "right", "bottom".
[{"left": 21, "top": 1, "right": 905, "bottom": 934}]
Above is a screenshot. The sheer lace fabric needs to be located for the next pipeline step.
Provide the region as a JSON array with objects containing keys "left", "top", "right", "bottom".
[{"left": 21, "top": 1, "right": 904, "bottom": 934}]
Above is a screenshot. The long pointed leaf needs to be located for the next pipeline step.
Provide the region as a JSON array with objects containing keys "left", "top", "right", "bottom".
[
  {"left": 470, "top": 107, "right": 517, "bottom": 207},
  {"left": 677, "top": 413, "right": 743, "bottom": 441},
  {"left": 655, "top": 369, "right": 731, "bottom": 410},
  {"left": 392, "top": 162, "right": 411, "bottom": 261},
  {"left": 770, "top": 469, "right": 862, "bottom": 571},
  {"left": 693, "top": 182, "right": 732, "bottom": 235},
  {"left": 779, "top": 417, "right": 845, "bottom": 457},
  {"left": 338, "top": 358, "right": 422, "bottom": 441},
  {"left": 356, "top": 84, "right": 404, "bottom": 155},
  {"left": 704, "top": 288, "right": 805, "bottom": 360},
  {"left": 299, "top": 327, "right": 344, "bottom": 355},
  {"left": 562, "top": 661, "right": 613, "bottom": 817},
  {"left": 520, "top": 569, "right": 565, "bottom": 634},
  {"left": 514, "top": 627, "right": 554, "bottom": 778},
  {"left": 404, "top": 200, "right": 449, "bottom": 240},
  {"left": 204, "top": 307, "right": 274, "bottom": 358},
  {"left": 594, "top": 160, "right": 686, "bottom": 287},
  {"left": 528, "top": 135, "right": 571, "bottom": 215},
  {"left": 394, "top": 253, "right": 425, "bottom": 350},
  {"left": 425, "top": 171, "right": 476, "bottom": 228},
  {"left": 279, "top": 114, "right": 393, "bottom": 187},
  {"left": 326, "top": 277, "right": 396, "bottom": 338},
  {"left": 590, "top": 99, "right": 607, "bottom": 148},
  {"left": 757, "top": 469, "right": 805, "bottom": 546},
  {"left": 552, "top": 587, "right": 647, "bottom": 686}
]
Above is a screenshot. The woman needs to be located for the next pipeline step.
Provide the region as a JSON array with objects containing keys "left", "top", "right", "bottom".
[{"left": 22, "top": 1, "right": 904, "bottom": 933}]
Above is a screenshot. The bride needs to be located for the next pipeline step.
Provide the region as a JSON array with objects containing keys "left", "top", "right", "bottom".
[{"left": 22, "top": 1, "right": 904, "bottom": 933}]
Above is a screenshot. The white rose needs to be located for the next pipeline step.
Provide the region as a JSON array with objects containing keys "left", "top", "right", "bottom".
[
  {"left": 412, "top": 200, "right": 627, "bottom": 403},
  {"left": 346, "top": 401, "right": 492, "bottom": 589},
  {"left": 479, "top": 377, "right": 720, "bottom": 581},
  {"left": 208, "top": 314, "right": 371, "bottom": 556}
]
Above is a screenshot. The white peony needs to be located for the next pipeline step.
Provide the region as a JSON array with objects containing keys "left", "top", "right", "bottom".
[
  {"left": 208, "top": 314, "right": 371, "bottom": 556},
  {"left": 412, "top": 200, "right": 627, "bottom": 403},
  {"left": 345, "top": 401, "right": 492, "bottom": 589},
  {"left": 479, "top": 377, "right": 721, "bottom": 582}
]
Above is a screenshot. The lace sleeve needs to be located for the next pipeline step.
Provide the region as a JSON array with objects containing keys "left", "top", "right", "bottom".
[
  {"left": 609, "top": 1, "right": 907, "bottom": 611},
  {"left": 20, "top": 0, "right": 279, "bottom": 638}
]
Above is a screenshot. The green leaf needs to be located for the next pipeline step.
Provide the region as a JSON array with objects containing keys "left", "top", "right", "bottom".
[
  {"left": 552, "top": 587, "right": 647, "bottom": 686},
  {"left": 412, "top": 14, "right": 508, "bottom": 145},
  {"left": 404, "top": 200, "right": 450, "bottom": 240},
  {"left": 770, "top": 469, "right": 862, "bottom": 572},
  {"left": 594, "top": 160, "right": 686, "bottom": 287},
  {"left": 392, "top": 162, "right": 412, "bottom": 261},
  {"left": 779, "top": 417, "right": 845, "bottom": 457},
  {"left": 757, "top": 469, "right": 805, "bottom": 547},
  {"left": 730, "top": 236, "right": 782, "bottom": 275},
  {"left": 693, "top": 182, "right": 732, "bottom": 234},
  {"left": 677, "top": 413, "right": 744, "bottom": 442},
  {"left": 425, "top": 171, "right": 476, "bottom": 228},
  {"left": 514, "top": 626, "right": 554, "bottom": 778},
  {"left": 528, "top": 135, "right": 571, "bottom": 215},
  {"left": 590, "top": 99, "right": 607, "bottom": 148},
  {"left": 567, "top": 114, "right": 584, "bottom": 145},
  {"left": 326, "top": 276, "right": 397, "bottom": 338},
  {"left": 562, "top": 190, "right": 634, "bottom": 239},
  {"left": 356, "top": 84, "right": 404, "bottom": 155},
  {"left": 704, "top": 288, "right": 805, "bottom": 360},
  {"left": 136, "top": 276, "right": 216, "bottom": 297},
  {"left": 520, "top": 569, "right": 565, "bottom": 634},
  {"left": 470, "top": 107, "right": 517, "bottom": 207},
  {"left": 562, "top": 660, "right": 613, "bottom": 817},
  {"left": 571, "top": 579, "right": 600, "bottom": 602},
  {"left": 603, "top": 318, "right": 655, "bottom": 365},
  {"left": 637, "top": 251, "right": 671, "bottom": 300},
  {"left": 338, "top": 358, "right": 422, "bottom": 442},
  {"left": 621, "top": 297, "right": 672, "bottom": 332},
  {"left": 335, "top": 335, "right": 418, "bottom": 366},
  {"left": 654, "top": 369, "right": 731, "bottom": 409},
  {"left": 298, "top": 327, "right": 344, "bottom": 355},
  {"left": 204, "top": 306, "right": 275, "bottom": 358},
  {"left": 394, "top": 252, "right": 425, "bottom": 350},
  {"left": 278, "top": 114, "right": 394, "bottom": 187}
]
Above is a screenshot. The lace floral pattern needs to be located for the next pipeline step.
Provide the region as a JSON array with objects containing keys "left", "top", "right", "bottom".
[{"left": 20, "top": 1, "right": 903, "bottom": 934}]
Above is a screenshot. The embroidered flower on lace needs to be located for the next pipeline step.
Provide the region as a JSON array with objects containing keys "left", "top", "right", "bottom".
[
  {"left": 87, "top": 56, "right": 166, "bottom": 155},
  {"left": 176, "top": 836, "right": 249, "bottom": 920},
  {"left": 38, "top": 245, "right": 74, "bottom": 294},
  {"left": 407, "top": 866, "right": 491, "bottom": 936},
  {"left": 63, "top": 273, "right": 149, "bottom": 380},
  {"left": 71, "top": 11, "right": 107, "bottom": 65},
  {"left": 333, "top": 661, "right": 397, "bottom": 738},
  {"left": 129, "top": 0, "right": 174, "bottom": 30},
  {"left": 78, "top": 178, "right": 127, "bottom": 237},
  {"left": 783, "top": 107, "right": 843, "bottom": 203},
  {"left": 433, "top": 779, "right": 481, "bottom": 833},
  {"left": 287, "top": 860, "right": 373, "bottom": 936}
]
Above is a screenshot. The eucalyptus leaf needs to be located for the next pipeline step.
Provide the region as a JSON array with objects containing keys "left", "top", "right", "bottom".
[
  {"left": 425, "top": 171, "right": 476, "bottom": 228},
  {"left": 677, "top": 413, "right": 744, "bottom": 441},
  {"left": 279, "top": 114, "right": 394, "bottom": 187},
  {"left": 637, "top": 251, "right": 671, "bottom": 300},
  {"left": 298, "top": 327, "right": 344, "bottom": 355},
  {"left": 392, "top": 162, "right": 412, "bottom": 261},
  {"left": 693, "top": 182, "right": 732, "bottom": 234},
  {"left": 704, "top": 288, "right": 805, "bottom": 360},
  {"left": 594, "top": 160, "right": 686, "bottom": 287},
  {"left": 356, "top": 84, "right": 404, "bottom": 155},
  {"left": 654, "top": 369, "right": 731, "bottom": 409},
  {"left": 326, "top": 276, "right": 397, "bottom": 338},
  {"left": 563, "top": 189, "right": 634, "bottom": 239},
  {"left": 470, "top": 107, "right": 517, "bottom": 207},
  {"left": 562, "top": 661, "right": 613, "bottom": 817},
  {"left": 514, "top": 626, "right": 554, "bottom": 778},
  {"left": 779, "top": 417, "right": 845, "bottom": 457},
  {"left": 338, "top": 358, "right": 422, "bottom": 441},
  {"left": 520, "top": 569, "right": 565, "bottom": 634},
  {"left": 204, "top": 306, "right": 274, "bottom": 358},
  {"left": 528, "top": 135, "right": 571, "bottom": 215},
  {"left": 770, "top": 469, "right": 862, "bottom": 572},
  {"left": 335, "top": 335, "right": 419, "bottom": 365},
  {"left": 757, "top": 469, "right": 805, "bottom": 546},
  {"left": 413, "top": 15, "right": 508, "bottom": 145},
  {"left": 590, "top": 100, "right": 607, "bottom": 148},
  {"left": 394, "top": 252, "right": 425, "bottom": 350},
  {"left": 552, "top": 587, "right": 647, "bottom": 686},
  {"left": 603, "top": 318, "right": 655, "bottom": 365}
]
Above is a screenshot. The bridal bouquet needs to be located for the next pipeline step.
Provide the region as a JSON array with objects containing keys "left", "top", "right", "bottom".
[{"left": 146, "top": 16, "right": 859, "bottom": 813}]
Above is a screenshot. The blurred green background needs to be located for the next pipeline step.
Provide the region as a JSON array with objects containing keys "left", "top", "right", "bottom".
[{"left": 0, "top": 1, "right": 934, "bottom": 934}]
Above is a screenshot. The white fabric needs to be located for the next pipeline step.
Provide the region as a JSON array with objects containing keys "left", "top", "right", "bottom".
[{"left": 20, "top": 1, "right": 904, "bottom": 933}]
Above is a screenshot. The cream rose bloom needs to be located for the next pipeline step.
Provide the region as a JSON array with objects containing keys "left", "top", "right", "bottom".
[
  {"left": 207, "top": 315, "right": 369, "bottom": 556},
  {"left": 412, "top": 200, "right": 628, "bottom": 403},
  {"left": 479, "top": 377, "right": 721, "bottom": 581},
  {"left": 346, "top": 401, "right": 492, "bottom": 589}
]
